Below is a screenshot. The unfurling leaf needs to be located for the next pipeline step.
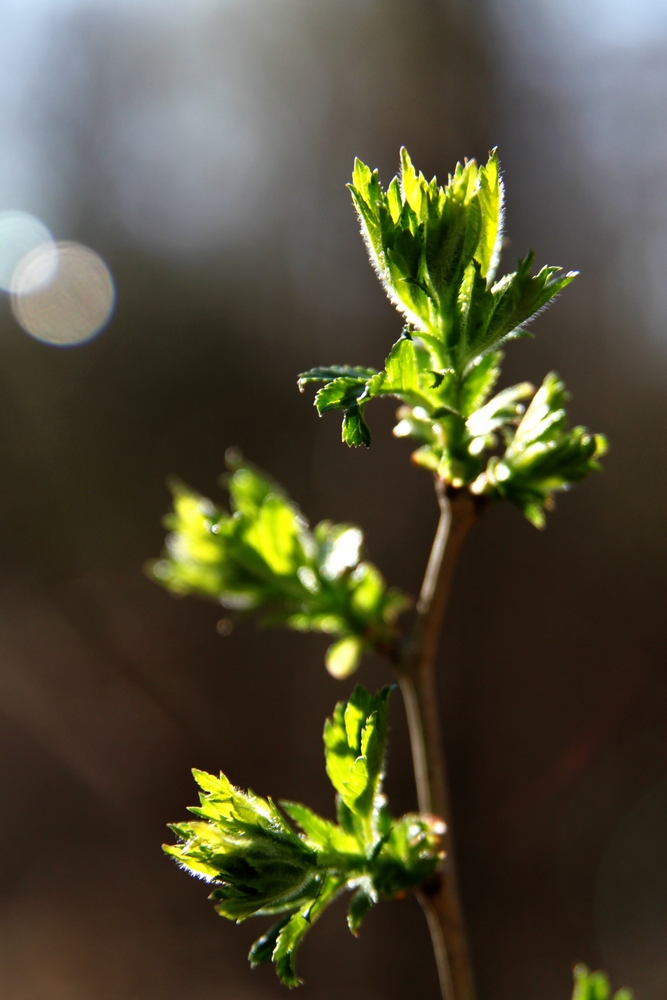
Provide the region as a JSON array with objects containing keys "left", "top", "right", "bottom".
[
  {"left": 347, "top": 883, "right": 376, "bottom": 935},
  {"left": 148, "top": 453, "right": 408, "bottom": 671},
  {"left": 471, "top": 373, "right": 608, "bottom": 527},
  {"left": 323, "top": 685, "right": 392, "bottom": 847},
  {"left": 298, "top": 148, "right": 605, "bottom": 524},
  {"left": 165, "top": 686, "right": 444, "bottom": 987}
]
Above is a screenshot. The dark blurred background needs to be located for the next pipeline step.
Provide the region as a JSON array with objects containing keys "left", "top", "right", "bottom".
[{"left": 0, "top": 1, "right": 665, "bottom": 997}]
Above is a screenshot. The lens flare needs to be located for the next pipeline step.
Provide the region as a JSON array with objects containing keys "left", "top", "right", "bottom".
[
  {"left": 10, "top": 240, "right": 60, "bottom": 295},
  {"left": 0, "top": 211, "right": 57, "bottom": 293},
  {"left": 11, "top": 241, "right": 115, "bottom": 346}
]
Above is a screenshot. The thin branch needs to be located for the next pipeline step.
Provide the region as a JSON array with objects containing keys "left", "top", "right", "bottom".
[{"left": 394, "top": 485, "right": 480, "bottom": 1000}]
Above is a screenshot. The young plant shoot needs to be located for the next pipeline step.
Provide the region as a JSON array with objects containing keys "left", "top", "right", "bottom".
[
  {"left": 153, "top": 151, "right": 628, "bottom": 1000},
  {"left": 166, "top": 686, "right": 444, "bottom": 986}
]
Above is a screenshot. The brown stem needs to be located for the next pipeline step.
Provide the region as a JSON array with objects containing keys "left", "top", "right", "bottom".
[{"left": 395, "top": 485, "right": 479, "bottom": 1000}]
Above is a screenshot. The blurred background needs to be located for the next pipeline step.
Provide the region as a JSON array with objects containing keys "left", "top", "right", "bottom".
[{"left": 0, "top": 0, "right": 665, "bottom": 997}]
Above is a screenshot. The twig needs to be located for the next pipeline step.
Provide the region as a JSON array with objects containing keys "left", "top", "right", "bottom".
[{"left": 395, "top": 484, "right": 479, "bottom": 1000}]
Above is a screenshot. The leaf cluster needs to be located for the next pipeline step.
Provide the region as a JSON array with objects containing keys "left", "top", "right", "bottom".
[
  {"left": 470, "top": 372, "right": 607, "bottom": 527},
  {"left": 571, "top": 965, "right": 632, "bottom": 1000},
  {"left": 165, "top": 686, "right": 444, "bottom": 986},
  {"left": 154, "top": 148, "right": 616, "bottom": 997},
  {"left": 298, "top": 148, "right": 606, "bottom": 527},
  {"left": 149, "top": 454, "right": 408, "bottom": 677}
]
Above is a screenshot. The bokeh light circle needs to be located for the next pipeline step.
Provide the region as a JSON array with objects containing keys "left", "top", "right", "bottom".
[
  {"left": 11, "top": 241, "right": 115, "bottom": 346},
  {"left": 0, "top": 211, "right": 57, "bottom": 292},
  {"left": 10, "top": 240, "right": 60, "bottom": 295}
]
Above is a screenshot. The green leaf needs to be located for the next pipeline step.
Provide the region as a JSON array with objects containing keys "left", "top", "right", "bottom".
[
  {"left": 165, "top": 771, "right": 318, "bottom": 922},
  {"left": 381, "top": 335, "right": 420, "bottom": 393},
  {"left": 424, "top": 164, "right": 481, "bottom": 322},
  {"left": 248, "top": 914, "right": 292, "bottom": 967},
  {"left": 348, "top": 149, "right": 491, "bottom": 338},
  {"left": 371, "top": 335, "right": 435, "bottom": 407},
  {"left": 571, "top": 964, "right": 633, "bottom": 1000},
  {"left": 471, "top": 373, "right": 607, "bottom": 526},
  {"left": 351, "top": 156, "right": 373, "bottom": 201},
  {"left": 458, "top": 351, "right": 502, "bottom": 416},
  {"left": 225, "top": 460, "right": 275, "bottom": 517},
  {"left": 301, "top": 148, "right": 589, "bottom": 496},
  {"left": 148, "top": 454, "right": 407, "bottom": 669},
  {"left": 347, "top": 166, "right": 387, "bottom": 291},
  {"left": 371, "top": 813, "right": 446, "bottom": 897},
  {"left": 280, "top": 800, "right": 361, "bottom": 861},
  {"left": 323, "top": 685, "right": 392, "bottom": 846},
  {"left": 400, "top": 146, "right": 427, "bottom": 220},
  {"left": 272, "top": 878, "right": 344, "bottom": 987},
  {"left": 297, "top": 365, "right": 377, "bottom": 391},
  {"left": 465, "top": 381, "right": 534, "bottom": 439},
  {"left": 347, "top": 882, "right": 376, "bottom": 935},
  {"left": 166, "top": 686, "right": 444, "bottom": 987},
  {"left": 474, "top": 148, "right": 504, "bottom": 281},
  {"left": 300, "top": 332, "right": 454, "bottom": 452},
  {"left": 241, "top": 495, "right": 302, "bottom": 577},
  {"left": 342, "top": 405, "right": 371, "bottom": 447},
  {"left": 314, "top": 377, "right": 369, "bottom": 415},
  {"left": 455, "top": 253, "right": 577, "bottom": 372},
  {"left": 279, "top": 802, "right": 338, "bottom": 850}
]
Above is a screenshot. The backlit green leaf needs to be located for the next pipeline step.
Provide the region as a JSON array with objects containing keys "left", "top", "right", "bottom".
[
  {"left": 347, "top": 882, "right": 376, "bottom": 935},
  {"left": 166, "top": 686, "right": 444, "bottom": 987},
  {"left": 474, "top": 148, "right": 504, "bottom": 281},
  {"left": 471, "top": 373, "right": 608, "bottom": 527},
  {"left": 248, "top": 915, "right": 291, "bottom": 967},
  {"left": 297, "top": 365, "right": 377, "bottom": 391},
  {"left": 571, "top": 965, "right": 633, "bottom": 1000},
  {"left": 314, "top": 377, "right": 369, "bottom": 415},
  {"left": 273, "top": 878, "right": 344, "bottom": 987},
  {"left": 323, "top": 685, "right": 392, "bottom": 845},
  {"left": 465, "top": 381, "right": 534, "bottom": 439},
  {"left": 299, "top": 147, "right": 604, "bottom": 521},
  {"left": 342, "top": 405, "right": 372, "bottom": 447},
  {"left": 149, "top": 454, "right": 407, "bottom": 670}
]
